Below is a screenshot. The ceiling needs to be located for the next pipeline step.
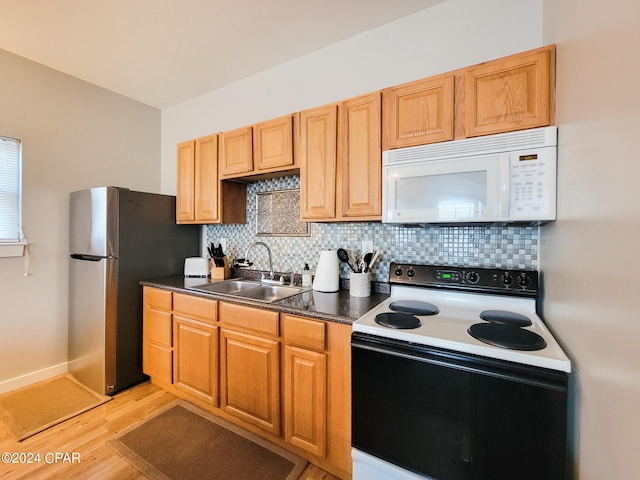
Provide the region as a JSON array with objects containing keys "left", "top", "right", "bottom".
[{"left": 0, "top": 0, "right": 443, "bottom": 109}]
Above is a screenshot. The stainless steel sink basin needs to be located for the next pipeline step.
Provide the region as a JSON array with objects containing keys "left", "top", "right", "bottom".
[
  {"left": 191, "top": 280, "right": 262, "bottom": 295},
  {"left": 187, "top": 279, "right": 309, "bottom": 303},
  {"left": 235, "top": 285, "right": 307, "bottom": 303}
]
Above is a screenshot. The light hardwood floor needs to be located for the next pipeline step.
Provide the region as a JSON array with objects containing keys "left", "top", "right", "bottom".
[{"left": 0, "top": 381, "right": 341, "bottom": 480}]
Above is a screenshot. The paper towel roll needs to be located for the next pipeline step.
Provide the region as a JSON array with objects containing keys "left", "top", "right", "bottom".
[{"left": 312, "top": 250, "right": 339, "bottom": 292}]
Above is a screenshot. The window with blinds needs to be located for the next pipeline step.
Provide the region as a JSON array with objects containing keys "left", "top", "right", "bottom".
[{"left": 0, "top": 136, "right": 22, "bottom": 244}]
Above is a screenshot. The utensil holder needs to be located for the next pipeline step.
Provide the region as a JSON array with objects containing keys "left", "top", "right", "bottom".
[
  {"left": 350, "top": 272, "right": 371, "bottom": 297},
  {"left": 210, "top": 256, "right": 231, "bottom": 280}
]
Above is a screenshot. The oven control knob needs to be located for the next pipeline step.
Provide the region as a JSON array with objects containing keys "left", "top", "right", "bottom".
[
  {"left": 466, "top": 271, "right": 480, "bottom": 284},
  {"left": 394, "top": 267, "right": 403, "bottom": 277},
  {"left": 502, "top": 273, "right": 513, "bottom": 286},
  {"left": 407, "top": 269, "right": 416, "bottom": 278},
  {"left": 517, "top": 275, "right": 532, "bottom": 288}
]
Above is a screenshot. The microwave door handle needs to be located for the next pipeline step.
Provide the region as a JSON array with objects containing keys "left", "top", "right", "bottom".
[{"left": 500, "top": 153, "right": 511, "bottom": 219}]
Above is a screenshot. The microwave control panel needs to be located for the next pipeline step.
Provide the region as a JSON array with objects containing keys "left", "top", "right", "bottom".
[{"left": 509, "top": 146, "right": 557, "bottom": 222}]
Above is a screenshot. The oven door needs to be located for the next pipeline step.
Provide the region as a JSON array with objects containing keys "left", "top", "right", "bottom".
[
  {"left": 382, "top": 152, "right": 510, "bottom": 224},
  {"left": 352, "top": 333, "right": 568, "bottom": 480}
]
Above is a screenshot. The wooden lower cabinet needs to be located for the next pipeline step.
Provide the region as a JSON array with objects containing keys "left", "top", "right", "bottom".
[
  {"left": 142, "top": 291, "right": 353, "bottom": 478},
  {"left": 284, "top": 345, "right": 327, "bottom": 457},
  {"left": 220, "top": 329, "right": 281, "bottom": 435},
  {"left": 283, "top": 314, "right": 352, "bottom": 474},
  {"left": 142, "top": 288, "right": 173, "bottom": 384},
  {"left": 173, "top": 316, "right": 219, "bottom": 405}
]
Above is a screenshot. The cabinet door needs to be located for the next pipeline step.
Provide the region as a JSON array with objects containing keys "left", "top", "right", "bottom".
[
  {"left": 194, "top": 134, "right": 219, "bottom": 223},
  {"left": 176, "top": 140, "right": 195, "bottom": 222},
  {"left": 142, "top": 287, "right": 173, "bottom": 383},
  {"left": 284, "top": 345, "right": 327, "bottom": 457},
  {"left": 254, "top": 115, "right": 295, "bottom": 171},
  {"left": 220, "top": 126, "right": 253, "bottom": 177},
  {"left": 220, "top": 329, "right": 280, "bottom": 435},
  {"left": 465, "top": 47, "right": 553, "bottom": 137},
  {"left": 339, "top": 92, "right": 382, "bottom": 219},
  {"left": 300, "top": 104, "right": 338, "bottom": 220},
  {"left": 382, "top": 74, "right": 455, "bottom": 149},
  {"left": 174, "top": 316, "right": 219, "bottom": 405}
]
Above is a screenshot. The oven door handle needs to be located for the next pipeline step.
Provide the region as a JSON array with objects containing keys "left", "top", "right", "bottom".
[{"left": 351, "top": 334, "right": 568, "bottom": 392}]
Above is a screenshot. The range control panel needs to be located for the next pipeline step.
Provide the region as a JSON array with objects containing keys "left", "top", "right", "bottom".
[{"left": 389, "top": 263, "right": 539, "bottom": 297}]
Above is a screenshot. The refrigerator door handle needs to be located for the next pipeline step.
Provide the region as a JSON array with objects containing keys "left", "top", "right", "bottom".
[{"left": 70, "top": 253, "right": 117, "bottom": 261}]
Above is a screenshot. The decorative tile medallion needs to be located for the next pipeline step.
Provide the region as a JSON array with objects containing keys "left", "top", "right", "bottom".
[{"left": 256, "top": 189, "right": 309, "bottom": 236}]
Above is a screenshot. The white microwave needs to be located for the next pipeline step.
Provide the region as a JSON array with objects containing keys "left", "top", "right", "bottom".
[{"left": 383, "top": 126, "right": 557, "bottom": 225}]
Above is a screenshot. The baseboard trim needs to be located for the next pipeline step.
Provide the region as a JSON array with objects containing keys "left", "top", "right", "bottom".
[{"left": 0, "top": 363, "right": 69, "bottom": 394}]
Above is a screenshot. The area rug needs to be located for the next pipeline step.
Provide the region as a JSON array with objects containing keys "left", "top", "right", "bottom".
[
  {"left": 107, "top": 401, "right": 308, "bottom": 480},
  {"left": 0, "top": 373, "right": 111, "bottom": 441}
]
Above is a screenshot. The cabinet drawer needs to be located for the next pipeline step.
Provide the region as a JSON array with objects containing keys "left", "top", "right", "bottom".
[
  {"left": 173, "top": 293, "right": 217, "bottom": 323},
  {"left": 219, "top": 302, "right": 279, "bottom": 336},
  {"left": 144, "top": 287, "right": 172, "bottom": 311},
  {"left": 143, "top": 342, "right": 173, "bottom": 384},
  {"left": 144, "top": 309, "right": 172, "bottom": 347},
  {"left": 284, "top": 315, "right": 326, "bottom": 351}
]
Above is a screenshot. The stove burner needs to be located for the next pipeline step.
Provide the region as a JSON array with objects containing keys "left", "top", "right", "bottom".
[
  {"left": 479, "top": 310, "right": 532, "bottom": 327},
  {"left": 389, "top": 300, "right": 439, "bottom": 316},
  {"left": 375, "top": 312, "right": 422, "bottom": 329},
  {"left": 468, "top": 323, "right": 547, "bottom": 351}
]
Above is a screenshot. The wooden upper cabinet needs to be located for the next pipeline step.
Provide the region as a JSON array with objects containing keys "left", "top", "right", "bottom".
[
  {"left": 300, "top": 93, "right": 382, "bottom": 222},
  {"left": 254, "top": 114, "right": 295, "bottom": 171},
  {"left": 465, "top": 46, "right": 554, "bottom": 137},
  {"left": 194, "top": 135, "right": 219, "bottom": 223},
  {"left": 176, "top": 140, "right": 196, "bottom": 222},
  {"left": 339, "top": 92, "right": 382, "bottom": 219},
  {"left": 220, "top": 126, "right": 253, "bottom": 177},
  {"left": 176, "top": 135, "right": 220, "bottom": 224},
  {"left": 382, "top": 74, "right": 455, "bottom": 149},
  {"left": 300, "top": 104, "right": 338, "bottom": 220}
]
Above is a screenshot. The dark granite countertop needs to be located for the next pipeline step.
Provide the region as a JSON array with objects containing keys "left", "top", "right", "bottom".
[{"left": 140, "top": 274, "right": 390, "bottom": 325}]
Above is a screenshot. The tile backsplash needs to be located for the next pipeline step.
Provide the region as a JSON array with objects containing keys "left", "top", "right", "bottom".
[{"left": 205, "top": 176, "right": 538, "bottom": 282}]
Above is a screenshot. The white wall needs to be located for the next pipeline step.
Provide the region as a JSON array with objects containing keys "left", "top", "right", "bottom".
[
  {"left": 160, "top": 0, "right": 543, "bottom": 194},
  {"left": 542, "top": 1, "right": 640, "bottom": 478},
  {"left": 0, "top": 49, "right": 160, "bottom": 392}
]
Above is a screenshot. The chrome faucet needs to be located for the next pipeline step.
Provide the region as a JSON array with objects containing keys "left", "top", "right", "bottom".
[{"left": 243, "top": 242, "right": 283, "bottom": 285}]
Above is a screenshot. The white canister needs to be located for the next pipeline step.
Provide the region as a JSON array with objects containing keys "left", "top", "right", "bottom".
[
  {"left": 312, "top": 250, "right": 340, "bottom": 292},
  {"left": 350, "top": 272, "right": 371, "bottom": 297}
]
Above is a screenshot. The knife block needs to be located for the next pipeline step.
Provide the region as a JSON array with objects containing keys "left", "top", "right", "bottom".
[{"left": 210, "top": 256, "right": 231, "bottom": 280}]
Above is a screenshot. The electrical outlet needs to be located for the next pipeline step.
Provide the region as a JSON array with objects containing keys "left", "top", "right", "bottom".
[
  {"left": 220, "top": 237, "right": 227, "bottom": 254},
  {"left": 362, "top": 240, "right": 373, "bottom": 254}
]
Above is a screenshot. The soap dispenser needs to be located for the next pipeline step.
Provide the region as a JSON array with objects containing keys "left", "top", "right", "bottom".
[{"left": 302, "top": 263, "right": 311, "bottom": 287}]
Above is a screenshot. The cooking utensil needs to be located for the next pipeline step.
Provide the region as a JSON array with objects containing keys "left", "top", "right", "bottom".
[
  {"left": 348, "top": 250, "right": 359, "bottom": 272},
  {"left": 362, "top": 252, "right": 373, "bottom": 272},
  {"left": 366, "top": 250, "right": 380, "bottom": 272},
  {"left": 337, "top": 248, "right": 355, "bottom": 272}
]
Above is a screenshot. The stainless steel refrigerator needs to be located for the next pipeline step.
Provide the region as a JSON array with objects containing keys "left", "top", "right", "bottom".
[{"left": 68, "top": 187, "right": 200, "bottom": 395}]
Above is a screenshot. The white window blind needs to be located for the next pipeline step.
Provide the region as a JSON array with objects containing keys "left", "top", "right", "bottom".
[{"left": 0, "top": 136, "right": 22, "bottom": 243}]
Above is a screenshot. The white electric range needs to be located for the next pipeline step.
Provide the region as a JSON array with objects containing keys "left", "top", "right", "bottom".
[
  {"left": 352, "top": 263, "right": 570, "bottom": 372},
  {"left": 351, "top": 263, "right": 571, "bottom": 480}
]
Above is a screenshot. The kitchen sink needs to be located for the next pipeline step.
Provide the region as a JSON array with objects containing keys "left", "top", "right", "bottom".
[
  {"left": 191, "top": 280, "right": 262, "bottom": 295},
  {"left": 187, "top": 279, "right": 309, "bottom": 303},
  {"left": 234, "top": 285, "right": 307, "bottom": 303}
]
